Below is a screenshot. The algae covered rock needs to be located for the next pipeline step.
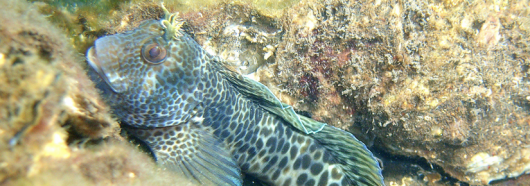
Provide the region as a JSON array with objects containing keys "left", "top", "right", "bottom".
[
  {"left": 255, "top": 0, "right": 530, "bottom": 185},
  {"left": 0, "top": 0, "right": 194, "bottom": 185}
]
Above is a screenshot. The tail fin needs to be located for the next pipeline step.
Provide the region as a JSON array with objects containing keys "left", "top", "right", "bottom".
[{"left": 312, "top": 125, "right": 384, "bottom": 185}]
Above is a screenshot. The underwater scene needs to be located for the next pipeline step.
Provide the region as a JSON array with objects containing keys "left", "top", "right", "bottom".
[{"left": 0, "top": 0, "right": 529, "bottom": 185}]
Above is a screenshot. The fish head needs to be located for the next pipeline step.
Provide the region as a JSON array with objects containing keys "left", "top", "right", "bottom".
[{"left": 86, "top": 19, "right": 206, "bottom": 127}]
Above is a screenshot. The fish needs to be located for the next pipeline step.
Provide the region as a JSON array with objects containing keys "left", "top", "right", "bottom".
[{"left": 86, "top": 5, "right": 384, "bottom": 186}]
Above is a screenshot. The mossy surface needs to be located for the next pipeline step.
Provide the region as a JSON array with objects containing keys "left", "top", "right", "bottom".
[
  {"left": 258, "top": 0, "right": 530, "bottom": 185},
  {"left": 0, "top": 0, "right": 194, "bottom": 185}
]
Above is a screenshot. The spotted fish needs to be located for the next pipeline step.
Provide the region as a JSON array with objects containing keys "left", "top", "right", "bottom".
[{"left": 86, "top": 6, "right": 384, "bottom": 186}]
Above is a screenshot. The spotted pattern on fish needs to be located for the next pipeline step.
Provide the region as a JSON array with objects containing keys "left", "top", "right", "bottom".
[{"left": 87, "top": 6, "right": 384, "bottom": 186}]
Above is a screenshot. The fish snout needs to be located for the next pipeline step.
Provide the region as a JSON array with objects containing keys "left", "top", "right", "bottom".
[{"left": 86, "top": 37, "right": 128, "bottom": 93}]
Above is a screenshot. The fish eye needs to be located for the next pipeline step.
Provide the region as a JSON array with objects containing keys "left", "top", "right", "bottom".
[{"left": 142, "top": 43, "right": 167, "bottom": 64}]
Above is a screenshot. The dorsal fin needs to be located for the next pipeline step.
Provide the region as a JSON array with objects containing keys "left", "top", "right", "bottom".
[{"left": 213, "top": 58, "right": 326, "bottom": 134}]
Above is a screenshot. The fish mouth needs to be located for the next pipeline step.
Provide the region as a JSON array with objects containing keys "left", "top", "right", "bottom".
[{"left": 86, "top": 37, "right": 128, "bottom": 93}]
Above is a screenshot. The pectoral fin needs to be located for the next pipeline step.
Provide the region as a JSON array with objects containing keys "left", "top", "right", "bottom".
[{"left": 128, "top": 123, "right": 242, "bottom": 186}]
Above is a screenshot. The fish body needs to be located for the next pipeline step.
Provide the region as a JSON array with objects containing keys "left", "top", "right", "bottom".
[{"left": 87, "top": 8, "right": 384, "bottom": 186}]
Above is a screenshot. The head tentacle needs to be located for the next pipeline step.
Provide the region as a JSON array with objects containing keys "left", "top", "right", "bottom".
[{"left": 160, "top": 3, "right": 184, "bottom": 40}]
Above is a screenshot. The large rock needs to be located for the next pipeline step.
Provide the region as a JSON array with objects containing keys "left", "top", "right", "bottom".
[
  {"left": 255, "top": 0, "right": 530, "bottom": 185},
  {"left": 0, "top": 0, "right": 194, "bottom": 185}
]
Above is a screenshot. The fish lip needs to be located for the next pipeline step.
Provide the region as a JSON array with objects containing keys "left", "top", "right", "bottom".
[{"left": 86, "top": 46, "right": 125, "bottom": 93}]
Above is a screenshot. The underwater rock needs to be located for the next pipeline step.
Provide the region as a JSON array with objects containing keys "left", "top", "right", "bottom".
[
  {"left": 257, "top": 0, "right": 530, "bottom": 185},
  {"left": 181, "top": 4, "right": 283, "bottom": 75},
  {"left": 0, "top": 0, "right": 194, "bottom": 185}
]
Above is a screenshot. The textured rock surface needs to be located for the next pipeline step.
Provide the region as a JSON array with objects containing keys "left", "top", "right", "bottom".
[
  {"left": 256, "top": 0, "right": 530, "bottom": 185},
  {"left": 0, "top": 0, "right": 193, "bottom": 185}
]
